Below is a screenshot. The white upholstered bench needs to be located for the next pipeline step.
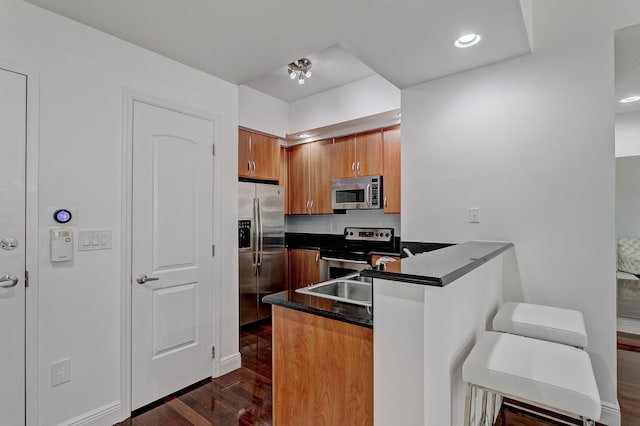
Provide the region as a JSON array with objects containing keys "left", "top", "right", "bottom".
[{"left": 462, "top": 331, "right": 600, "bottom": 426}]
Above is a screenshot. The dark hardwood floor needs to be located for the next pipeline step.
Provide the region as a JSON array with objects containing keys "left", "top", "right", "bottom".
[{"left": 117, "top": 323, "right": 640, "bottom": 426}]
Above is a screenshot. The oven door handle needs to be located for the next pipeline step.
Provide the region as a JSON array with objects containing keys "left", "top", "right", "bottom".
[{"left": 320, "top": 257, "right": 369, "bottom": 264}]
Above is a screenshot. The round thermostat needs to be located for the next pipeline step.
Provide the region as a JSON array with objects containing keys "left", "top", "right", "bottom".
[{"left": 53, "top": 209, "right": 72, "bottom": 224}]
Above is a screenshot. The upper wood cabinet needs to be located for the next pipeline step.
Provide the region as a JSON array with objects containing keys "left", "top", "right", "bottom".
[
  {"left": 382, "top": 126, "right": 401, "bottom": 214},
  {"left": 332, "top": 130, "right": 383, "bottom": 178},
  {"left": 288, "top": 139, "right": 333, "bottom": 215},
  {"left": 288, "top": 248, "right": 320, "bottom": 290},
  {"left": 238, "top": 129, "right": 280, "bottom": 181},
  {"left": 279, "top": 146, "right": 289, "bottom": 214}
]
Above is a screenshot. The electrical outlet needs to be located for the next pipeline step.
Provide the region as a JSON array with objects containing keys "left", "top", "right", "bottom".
[
  {"left": 469, "top": 208, "right": 480, "bottom": 223},
  {"left": 51, "top": 358, "right": 71, "bottom": 386}
]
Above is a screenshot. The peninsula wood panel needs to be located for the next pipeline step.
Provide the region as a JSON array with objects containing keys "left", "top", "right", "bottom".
[
  {"left": 356, "top": 129, "right": 383, "bottom": 177},
  {"left": 309, "top": 139, "right": 333, "bottom": 214},
  {"left": 382, "top": 126, "right": 401, "bottom": 214},
  {"left": 272, "top": 306, "right": 373, "bottom": 426}
]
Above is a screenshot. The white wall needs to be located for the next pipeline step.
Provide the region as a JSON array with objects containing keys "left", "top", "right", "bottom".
[
  {"left": 616, "top": 156, "right": 640, "bottom": 239},
  {"left": 289, "top": 74, "right": 400, "bottom": 135},
  {"left": 615, "top": 111, "right": 640, "bottom": 157},
  {"left": 239, "top": 85, "right": 289, "bottom": 138},
  {"left": 0, "top": 1, "right": 239, "bottom": 424},
  {"left": 286, "top": 210, "right": 400, "bottom": 235},
  {"left": 401, "top": 1, "right": 640, "bottom": 420}
]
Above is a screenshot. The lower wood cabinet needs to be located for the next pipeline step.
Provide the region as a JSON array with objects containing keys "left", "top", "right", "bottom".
[
  {"left": 272, "top": 306, "right": 373, "bottom": 425},
  {"left": 288, "top": 248, "right": 320, "bottom": 290}
]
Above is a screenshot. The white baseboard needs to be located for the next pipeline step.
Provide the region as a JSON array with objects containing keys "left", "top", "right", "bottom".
[
  {"left": 618, "top": 316, "right": 640, "bottom": 335},
  {"left": 217, "top": 351, "right": 241, "bottom": 377},
  {"left": 58, "top": 401, "right": 122, "bottom": 426},
  {"left": 600, "top": 400, "right": 621, "bottom": 426}
]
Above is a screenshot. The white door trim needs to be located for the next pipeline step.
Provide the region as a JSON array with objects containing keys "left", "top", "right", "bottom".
[
  {"left": 120, "top": 89, "right": 222, "bottom": 419},
  {"left": 0, "top": 58, "right": 40, "bottom": 426}
]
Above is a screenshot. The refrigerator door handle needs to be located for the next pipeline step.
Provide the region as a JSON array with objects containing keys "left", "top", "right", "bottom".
[
  {"left": 252, "top": 198, "right": 258, "bottom": 275},
  {"left": 257, "top": 198, "right": 264, "bottom": 274}
]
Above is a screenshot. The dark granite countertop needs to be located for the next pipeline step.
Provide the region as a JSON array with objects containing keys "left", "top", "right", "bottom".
[
  {"left": 263, "top": 289, "right": 373, "bottom": 328},
  {"left": 360, "top": 241, "right": 513, "bottom": 286}
]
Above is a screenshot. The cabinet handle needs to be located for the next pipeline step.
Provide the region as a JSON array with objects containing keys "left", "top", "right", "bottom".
[
  {"left": 306, "top": 200, "right": 310, "bottom": 212},
  {"left": 252, "top": 161, "right": 256, "bottom": 173},
  {"left": 315, "top": 252, "right": 319, "bottom": 264},
  {"left": 247, "top": 161, "right": 251, "bottom": 172},
  {"left": 357, "top": 162, "right": 361, "bottom": 175},
  {"left": 310, "top": 200, "right": 314, "bottom": 212},
  {"left": 384, "top": 196, "right": 387, "bottom": 209},
  {"left": 351, "top": 162, "right": 355, "bottom": 175}
]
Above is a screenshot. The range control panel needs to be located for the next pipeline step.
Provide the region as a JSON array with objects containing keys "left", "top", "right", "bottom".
[{"left": 344, "top": 227, "right": 393, "bottom": 242}]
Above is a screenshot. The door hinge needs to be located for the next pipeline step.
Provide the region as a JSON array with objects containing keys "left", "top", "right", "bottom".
[
  {"left": 212, "top": 346, "right": 216, "bottom": 359},
  {"left": 212, "top": 144, "right": 215, "bottom": 156},
  {"left": 212, "top": 244, "right": 215, "bottom": 257},
  {"left": 25, "top": 270, "right": 29, "bottom": 288}
]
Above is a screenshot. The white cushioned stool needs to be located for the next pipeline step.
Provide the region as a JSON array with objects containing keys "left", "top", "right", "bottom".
[
  {"left": 462, "top": 331, "right": 601, "bottom": 426},
  {"left": 493, "top": 301, "right": 588, "bottom": 348}
]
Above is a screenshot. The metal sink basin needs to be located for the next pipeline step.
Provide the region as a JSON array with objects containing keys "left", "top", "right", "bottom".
[{"left": 295, "top": 278, "right": 372, "bottom": 307}]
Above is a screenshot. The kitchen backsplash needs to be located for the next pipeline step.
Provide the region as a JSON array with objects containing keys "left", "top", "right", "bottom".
[{"left": 285, "top": 210, "right": 400, "bottom": 235}]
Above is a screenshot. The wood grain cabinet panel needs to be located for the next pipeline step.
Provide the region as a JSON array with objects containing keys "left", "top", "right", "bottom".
[
  {"left": 288, "top": 248, "right": 320, "bottom": 290},
  {"left": 331, "top": 131, "right": 383, "bottom": 178},
  {"left": 288, "top": 140, "right": 333, "bottom": 215},
  {"left": 273, "top": 306, "right": 373, "bottom": 426},
  {"left": 382, "top": 126, "right": 401, "bottom": 214},
  {"left": 237, "top": 128, "right": 280, "bottom": 181},
  {"left": 279, "top": 146, "right": 289, "bottom": 214}
]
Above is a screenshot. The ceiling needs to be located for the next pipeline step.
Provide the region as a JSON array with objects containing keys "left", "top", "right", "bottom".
[
  {"left": 23, "top": 0, "right": 532, "bottom": 102},
  {"left": 616, "top": 24, "right": 640, "bottom": 115}
]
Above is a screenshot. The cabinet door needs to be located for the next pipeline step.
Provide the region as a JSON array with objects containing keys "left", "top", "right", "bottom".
[
  {"left": 309, "top": 139, "right": 333, "bottom": 214},
  {"left": 280, "top": 146, "right": 289, "bottom": 214},
  {"left": 252, "top": 133, "right": 280, "bottom": 181},
  {"left": 382, "top": 126, "right": 401, "bottom": 214},
  {"left": 238, "top": 129, "right": 252, "bottom": 178},
  {"left": 288, "top": 144, "right": 310, "bottom": 214},
  {"left": 289, "top": 249, "right": 320, "bottom": 290},
  {"left": 332, "top": 135, "right": 356, "bottom": 178},
  {"left": 356, "top": 130, "right": 383, "bottom": 176}
]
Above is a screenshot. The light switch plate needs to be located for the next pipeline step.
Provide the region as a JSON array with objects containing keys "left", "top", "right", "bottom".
[
  {"left": 51, "top": 358, "right": 71, "bottom": 386},
  {"left": 469, "top": 208, "right": 480, "bottom": 223},
  {"left": 78, "top": 229, "right": 112, "bottom": 251}
]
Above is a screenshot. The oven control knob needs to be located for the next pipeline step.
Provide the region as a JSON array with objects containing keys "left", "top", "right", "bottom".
[
  {"left": 349, "top": 232, "right": 353, "bottom": 236},
  {"left": 385, "top": 232, "right": 390, "bottom": 237}
]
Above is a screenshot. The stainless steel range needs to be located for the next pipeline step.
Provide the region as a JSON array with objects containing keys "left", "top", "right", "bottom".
[{"left": 319, "top": 227, "right": 395, "bottom": 281}]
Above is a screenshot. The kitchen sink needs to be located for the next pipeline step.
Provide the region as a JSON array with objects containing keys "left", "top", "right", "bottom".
[{"left": 295, "top": 277, "right": 372, "bottom": 306}]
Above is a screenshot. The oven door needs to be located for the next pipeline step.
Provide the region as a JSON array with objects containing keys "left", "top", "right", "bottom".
[{"left": 320, "top": 256, "right": 371, "bottom": 281}]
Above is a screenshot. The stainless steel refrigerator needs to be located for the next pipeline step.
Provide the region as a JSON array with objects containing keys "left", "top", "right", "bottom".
[{"left": 238, "top": 182, "right": 285, "bottom": 326}]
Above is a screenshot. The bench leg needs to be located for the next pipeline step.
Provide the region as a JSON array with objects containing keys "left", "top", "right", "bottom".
[{"left": 464, "top": 385, "right": 472, "bottom": 426}]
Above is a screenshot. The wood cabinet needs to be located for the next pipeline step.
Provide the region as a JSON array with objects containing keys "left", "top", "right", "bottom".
[
  {"left": 238, "top": 129, "right": 280, "bottom": 181},
  {"left": 332, "top": 130, "right": 383, "bottom": 178},
  {"left": 382, "top": 126, "right": 401, "bottom": 214},
  {"left": 288, "top": 248, "right": 320, "bottom": 290},
  {"left": 288, "top": 139, "right": 333, "bottom": 215},
  {"left": 371, "top": 254, "right": 401, "bottom": 272},
  {"left": 279, "top": 146, "right": 289, "bottom": 214},
  {"left": 273, "top": 306, "right": 373, "bottom": 425}
]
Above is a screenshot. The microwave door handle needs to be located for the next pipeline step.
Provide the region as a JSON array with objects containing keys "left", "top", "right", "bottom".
[{"left": 365, "top": 184, "right": 371, "bottom": 207}]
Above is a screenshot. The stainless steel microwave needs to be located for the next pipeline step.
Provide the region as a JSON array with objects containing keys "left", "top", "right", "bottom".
[{"left": 331, "top": 176, "right": 382, "bottom": 210}]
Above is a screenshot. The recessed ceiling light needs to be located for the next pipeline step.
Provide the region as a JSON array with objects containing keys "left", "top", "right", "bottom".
[
  {"left": 397, "top": 112, "right": 402, "bottom": 117},
  {"left": 620, "top": 96, "right": 640, "bottom": 104},
  {"left": 299, "top": 133, "right": 313, "bottom": 138},
  {"left": 455, "top": 33, "right": 482, "bottom": 48}
]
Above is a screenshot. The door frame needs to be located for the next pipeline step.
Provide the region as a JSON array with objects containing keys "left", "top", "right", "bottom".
[
  {"left": 120, "top": 90, "right": 222, "bottom": 418},
  {"left": 0, "top": 59, "right": 40, "bottom": 426}
]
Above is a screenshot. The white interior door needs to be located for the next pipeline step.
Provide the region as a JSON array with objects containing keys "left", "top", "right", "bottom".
[
  {"left": 131, "top": 100, "right": 214, "bottom": 410},
  {"left": 0, "top": 68, "right": 26, "bottom": 425}
]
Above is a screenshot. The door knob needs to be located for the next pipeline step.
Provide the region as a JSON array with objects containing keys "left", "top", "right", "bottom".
[
  {"left": 136, "top": 274, "right": 160, "bottom": 284},
  {"left": 0, "top": 274, "right": 18, "bottom": 288}
]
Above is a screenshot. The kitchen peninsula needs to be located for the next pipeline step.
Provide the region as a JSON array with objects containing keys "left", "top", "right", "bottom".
[{"left": 264, "top": 240, "right": 513, "bottom": 425}]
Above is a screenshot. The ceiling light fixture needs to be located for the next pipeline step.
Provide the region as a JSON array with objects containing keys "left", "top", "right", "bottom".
[
  {"left": 620, "top": 96, "right": 640, "bottom": 104},
  {"left": 299, "top": 133, "right": 313, "bottom": 138},
  {"left": 287, "top": 58, "right": 312, "bottom": 85},
  {"left": 455, "top": 33, "right": 482, "bottom": 48}
]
